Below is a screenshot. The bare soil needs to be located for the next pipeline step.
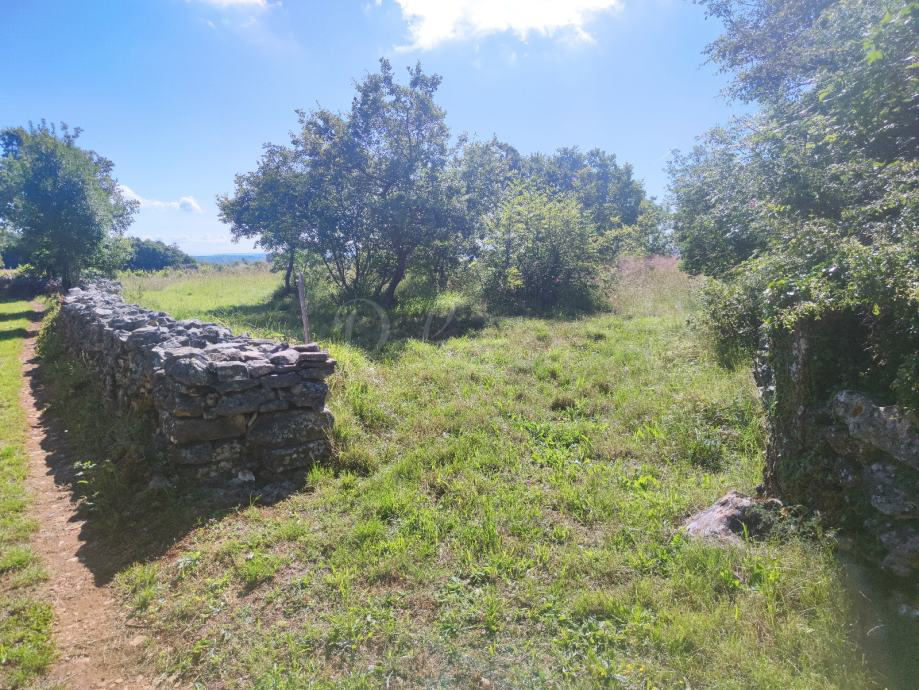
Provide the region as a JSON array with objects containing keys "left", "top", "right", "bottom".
[{"left": 20, "top": 301, "right": 170, "bottom": 690}]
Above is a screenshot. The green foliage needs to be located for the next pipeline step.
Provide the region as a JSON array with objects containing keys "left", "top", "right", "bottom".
[
  {"left": 0, "top": 121, "right": 136, "bottom": 287},
  {"left": 524, "top": 146, "right": 647, "bottom": 231},
  {"left": 217, "top": 144, "right": 308, "bottom": 292},
  {"left": 220, "top": 62, "right": 667, "bottom": 310},
  {"left": 671, "top": 0, "right": 919, "bottom": 409},
  {"left": 125, "top": 237, "right": 197, "bottom": 272},
  {"left": 479, "top": 186, "right": 602, "bottom": 314}
]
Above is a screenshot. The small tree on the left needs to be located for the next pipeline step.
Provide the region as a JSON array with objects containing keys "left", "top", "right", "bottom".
[{"left": 0, "top": 122, "right": 137, "bottom": 287}]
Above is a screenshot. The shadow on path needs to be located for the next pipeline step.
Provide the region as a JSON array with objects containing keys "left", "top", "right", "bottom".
[{"left": 24, "top": 328, "right": 305, "bottom": 587}]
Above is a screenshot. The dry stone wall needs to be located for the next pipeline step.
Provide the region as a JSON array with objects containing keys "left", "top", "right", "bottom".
[{"left": 58, "top": 281, "right": 335, "bottom": 479}]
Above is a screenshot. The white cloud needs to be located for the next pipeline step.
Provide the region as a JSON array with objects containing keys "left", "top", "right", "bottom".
[
  {"left": 390, "top": 0, "right": 623, "bottom": 51},
  {"left": 120, "top": 185, "right": 202, "bottom": 213}
]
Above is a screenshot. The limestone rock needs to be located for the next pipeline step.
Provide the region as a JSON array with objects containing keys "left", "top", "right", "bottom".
[
  {"left": 683, "top": 491, "right": 777, "bottom": 543},
  {"left": 247, "top": 409, "right": 332, "bottom": 448},
  {"left": 831, "top": 391, "right": 919, "bottom": 470}
]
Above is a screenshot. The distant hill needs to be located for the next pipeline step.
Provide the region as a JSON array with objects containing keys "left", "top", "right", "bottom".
[{"left": 191, "top": 253, "right": 267, "bottom": 264}]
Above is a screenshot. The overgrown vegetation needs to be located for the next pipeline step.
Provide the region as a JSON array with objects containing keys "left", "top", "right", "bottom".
[
  {"left": 670, "top": 0, "right": 918, "bottom": 410},
  {"left": 76, "top": 262, "right": 877, "bottom": 687},
  {"left": 0, "top": 296, "right": 53, "bottom": 687}
]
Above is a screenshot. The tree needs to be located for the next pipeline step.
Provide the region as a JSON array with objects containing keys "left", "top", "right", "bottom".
[
  {"left": 125, "top": 237, "right": 197, "bottom": 271},
  {"left": 670, "top": 0, "right": 918, "bottom": 407},
  {"left": 667, "top": 124, "right": 773, "bottom": 276},
  {"left": 525, "top": 147, "right": 646, "bottom": 232},
  {"left": 296, "top": 59, "right": 468, "bottom": 305},
  {"left": 0, "top": 122, "right": 136, "bottom": 287},
  {"left": 480, "top": 185, "right": 602, "bottom": 314},
  {"left": 218, "top": 144, "right": 311, "bottom": 293}
]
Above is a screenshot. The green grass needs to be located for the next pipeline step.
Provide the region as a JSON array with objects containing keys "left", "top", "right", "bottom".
[
  {"left": 75, "top": 263, "right": 875, "bottom": 686},
  {"left": 0, "top": 295, "right": 54, "bottom": 688}
]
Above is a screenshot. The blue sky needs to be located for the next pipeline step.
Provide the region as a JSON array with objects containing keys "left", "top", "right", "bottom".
[{"left": 1, "top": 0, "right": 742, "bottom": 254}]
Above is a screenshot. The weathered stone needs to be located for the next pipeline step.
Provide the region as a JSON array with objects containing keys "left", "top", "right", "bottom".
[
  {"left": 281, "top": 381, "right": 328, "bottom": 410},
  {"left": 162, "top": 413, "right": 247, "bottom": 444},
  {"left": 269, "top": 349, "right": 300, "bottom": 366},
  {"left": 164, "top": 355, "right": 210, "bottom": 386},
  {"left": 864, "top": 463, "right": 918, "bottom": 517},
  {"left": 297, "top": 351, "right": 331, "bottom": 363},
  {"left": 759, "top": 319, "right": 919, "bottom": 583},
  {"left": 297, "top": 363, "right": 336, "bottom": 380},
  {"left": 172, "top": 392, "right": 208, "bottom": 417},
  {"left": 683, "top": 491, "right": 777, "bottom": 543},
  {"left": 260, "top": 439, "right": 330, "bottom": 473},
  {"left": 880, "top": 526, "right": 919, "bottom": 578},
  {"left": 171, "top": 442, "right": 215, "bottom": 465},
  {"left": 213, "top": 377, "right": 260, "bottom": 393},
  {"left": 126, "top": 326, "right": 166, "bottom": 348},
  {"left": 212, "top": 439, "right": 245, "bottom": 464},
  {"left": 245, "top": 359, "right": 275, "bottom": 377},
  {"left": 212, "top": 388, "right": 277, "bottom": 417},
  {"left": 832, "top": 391, "right": 919, "bottom": 471},
  {"left": 260, "top": 372, "right": 302, "bottom": 388},
  {"left": 258, "top": 399, "right": 290, "bottom": 413},
  {"left": 210, "top": 360, "right": 249, "bottom": 381},
  {"left": 58, "top": 280, "right": 336, "bottom": 478},
  {"left": 247, "top": 409, "right": 332, "bottom": 448}
]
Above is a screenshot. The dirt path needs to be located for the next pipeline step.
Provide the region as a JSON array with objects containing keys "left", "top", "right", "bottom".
[{"left": 19, "top": 301, "right": 164, "bottom": 690}]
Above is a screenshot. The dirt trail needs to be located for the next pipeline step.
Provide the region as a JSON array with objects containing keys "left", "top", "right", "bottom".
[{"left": 20, "top": 301, "right": 165, "bottom": 690}]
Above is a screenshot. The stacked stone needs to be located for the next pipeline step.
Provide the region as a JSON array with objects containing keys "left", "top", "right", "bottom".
[{"left": 58, "top": 282, "right": 335, "bottom": 478}]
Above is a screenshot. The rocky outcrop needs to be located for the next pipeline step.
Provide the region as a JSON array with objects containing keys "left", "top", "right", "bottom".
[{"left": 57, "top": 281, "right": 335, "bottom": 479}]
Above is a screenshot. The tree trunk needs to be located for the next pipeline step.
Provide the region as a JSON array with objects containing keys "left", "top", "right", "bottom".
[
  {"left": 380, "top": 252, "right": 409, "bottom": 307},
  {"left": 283, "top": 250, "right": 295, "bottom": 294}
]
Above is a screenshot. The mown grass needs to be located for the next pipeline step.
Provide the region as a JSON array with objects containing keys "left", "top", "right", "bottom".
[
  {"left": 90, "top": 262, "right": 875, "bottom": 686},
  {"left": 0, "top": 295, "right": 53, "bottom": 688}
]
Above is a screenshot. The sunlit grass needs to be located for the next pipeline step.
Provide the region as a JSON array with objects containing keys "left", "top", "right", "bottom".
[
  {"left": 0, "top": 296, "right": 54, "bottom": 688},
  {"left": 62, "top": 263, "right": 875, "bottom": 687}
]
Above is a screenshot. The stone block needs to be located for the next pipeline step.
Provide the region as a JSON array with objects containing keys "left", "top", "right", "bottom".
[
  {"left": 162, "top": 413, "right": 247, "bottom": 444},
  {"left": 260, "top": 439, "right": 330, "bottom": 473},
  {"left": 212, "top": 388, "right": 277, "bottom": 417},
  {"left": 164, "top": 355, "right": 211, "bottom": 386},
  {"left": 247, "top": 408, "right": 332, "bottom": 448}
]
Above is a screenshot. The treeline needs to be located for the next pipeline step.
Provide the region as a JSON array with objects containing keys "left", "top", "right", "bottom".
[
  {"left": 219, "top": 59, "right": 669, "bottom": 313},
  {"left": 0, "top": 123, "right": 196, "bottom": 283},
  {"left": 1, "top": 234, "right": 196, "bottom": 273},
  {"left": 668, "top": 0, "right": 917, "bottom": 410}
]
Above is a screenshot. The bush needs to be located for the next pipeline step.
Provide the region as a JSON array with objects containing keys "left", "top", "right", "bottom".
[
  {"left": 696, "top": 266, "right": 766, "bottom": 365},
  {"left": 479, "top": 186, "right": 603, "bottom": 314}
]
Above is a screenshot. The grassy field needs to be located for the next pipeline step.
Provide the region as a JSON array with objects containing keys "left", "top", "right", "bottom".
[
  {"left": 0, "top": 296, "right": 53, "bottom": 688},
  {"left": 55, "top": 262, "right": 874, "bottom": 687}
]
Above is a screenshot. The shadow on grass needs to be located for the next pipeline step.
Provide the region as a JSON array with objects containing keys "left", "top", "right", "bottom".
[
  {"left": 0, "top": 309, "right": 40, "bottom": 321},
  {"left": 0, "top": 327, "right": 32, "bottom": 341},
  {"left": 199, "top": 292, "right": 488, "bottom": 359},
  {"left": 26, "top": 335, "right": 307, "bottom": 587}
]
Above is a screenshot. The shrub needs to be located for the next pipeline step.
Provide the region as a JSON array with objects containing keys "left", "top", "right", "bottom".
[{"left": 479, "top": 186, "right": 603, "bottom": 314}]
